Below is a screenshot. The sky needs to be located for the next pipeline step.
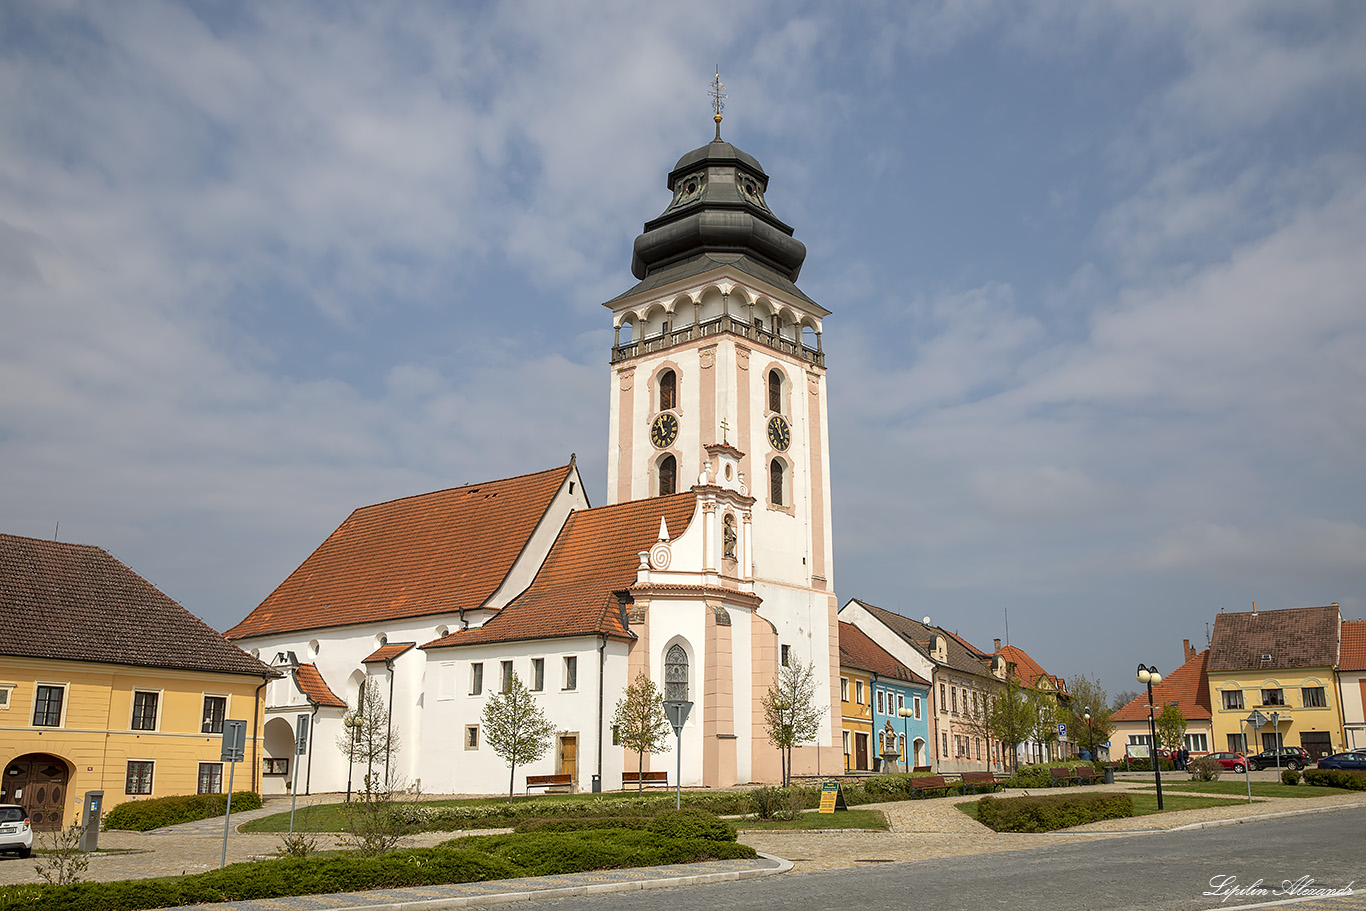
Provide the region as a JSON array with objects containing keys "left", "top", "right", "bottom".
[{"left": 3, "top": 1, "right": 1364, "bottom": 702}]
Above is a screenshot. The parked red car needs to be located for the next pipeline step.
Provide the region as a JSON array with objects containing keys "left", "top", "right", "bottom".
[{"left": 1204, "top": 751, "right": 1248, "bottom": 773}]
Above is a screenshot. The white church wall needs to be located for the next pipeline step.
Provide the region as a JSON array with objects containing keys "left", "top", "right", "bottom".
[{"left": 645, "top": 603, "right": 709, "bottom": 787}]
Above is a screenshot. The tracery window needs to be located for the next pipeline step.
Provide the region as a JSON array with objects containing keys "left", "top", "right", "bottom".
[{"left": 664, "top": 645, "right": 689, "bottom": 702}]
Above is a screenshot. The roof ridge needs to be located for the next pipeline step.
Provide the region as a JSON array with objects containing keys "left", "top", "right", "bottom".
[{"left": 355, "top": 463, "right": 573, "bottom": 512}]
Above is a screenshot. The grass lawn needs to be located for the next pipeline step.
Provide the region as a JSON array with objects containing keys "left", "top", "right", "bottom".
[
  {"left": 955, "top": 792, "right": 1252, "bottom": 823},
  {"left": 735, "top": 809, "right": 888, "bottom": 831},
  {"left": 1130, "top": 780, "right": 1353, "bottom": 799}
]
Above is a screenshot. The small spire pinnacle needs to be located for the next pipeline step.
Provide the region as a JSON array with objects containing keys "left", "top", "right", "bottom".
[{"left": 710, "top": 69, "right": 726, "bottom": 140}]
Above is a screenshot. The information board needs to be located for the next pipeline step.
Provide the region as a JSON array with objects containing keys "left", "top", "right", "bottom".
[{"left": 817, "top": 779, "right": 848, "bottom": 813}]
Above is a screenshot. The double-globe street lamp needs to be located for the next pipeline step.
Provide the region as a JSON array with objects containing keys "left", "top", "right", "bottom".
[
  {"left": 1137, "top": 663, "right": 1164, "bottom": 810},
  {"left": 898, "top": 706, "right": 914, "bottom": 772}
]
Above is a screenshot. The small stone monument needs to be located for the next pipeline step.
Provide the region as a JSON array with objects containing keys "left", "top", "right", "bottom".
[{"left": 878, "top": 721, "right": 901, "bottom": 773}]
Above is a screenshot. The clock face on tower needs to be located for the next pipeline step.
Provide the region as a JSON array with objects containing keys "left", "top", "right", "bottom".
[
  {"left": 767, "top": 415, "right": 791, "bottom": 452},
  {"left": 650, "top": 412, "right": 679, "bottom": 449}
]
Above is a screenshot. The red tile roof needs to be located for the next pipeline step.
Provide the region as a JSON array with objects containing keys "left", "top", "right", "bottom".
[
  {"left": 294, "top": 663, "right": 346, "bottom": 708},
  {"left": 424, "top": 493, "right": 698, "bottom": 649},
  {"left": 1341, "top": 620, "right": 1366, "bottom": 672},
  {"left": 838, "top": 622, "right": 929, "bottom": 685},
  {"left": 996, "top": 645, "right": 1067, "bottom": 695},
  {"left": 0, "top": 533, "right": 273, "bottom": 678},
  {"left": 1113, "top": 648, "right": 1212, "bottom": 722},
  {"left": 848, "top": 600, "right": 995, "bottom": 680},
  {"left": 362, "top": 643, "right": 415, "bottom": 664},
  {"left": 1208, "top": 605, "right": 1340, "bottom": 671},
  {"left": 227, "top": 464, "right": 576, "bottom": 639}
]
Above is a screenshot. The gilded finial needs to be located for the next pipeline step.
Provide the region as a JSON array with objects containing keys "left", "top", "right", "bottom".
[{"left": 710, "top": 69, "right": 726, "bottom": 140}]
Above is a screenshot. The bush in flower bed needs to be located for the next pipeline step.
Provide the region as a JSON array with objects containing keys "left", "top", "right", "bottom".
[
  {"left": 975, "top": 792, "right": 1132, "bottom": 833},
  {"left": 513, "top": 816, "right": 653, "bottom": 834},
  {"left": 392, "top": 792, "right": 754, "bottom": 830},
  {"left": 1303, "top": 768, "right": 1366, "bottom": 790},
  {"left": 1000, "top": 762, "right": 1103, "bottom": 789},
  {"left": 101, "top": 792, "right": 263, "bottom": 831},
  {"left": 1280, "top": 769, "right": 1302, "bottom": 786}
]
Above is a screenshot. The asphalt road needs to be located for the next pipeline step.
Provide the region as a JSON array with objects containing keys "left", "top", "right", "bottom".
[{"left": 528, "top": 806, "right": 1366, "bottom": 911}]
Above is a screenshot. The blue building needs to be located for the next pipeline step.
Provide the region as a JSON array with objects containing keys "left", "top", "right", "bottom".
[{"left": 839, "top": 622, "right": 932, "bottom": 770}]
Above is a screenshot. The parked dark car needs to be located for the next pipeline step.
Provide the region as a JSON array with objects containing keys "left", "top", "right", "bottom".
[
  {"left": 1316, "top": 749, "right": 1366, "bottom": 771},
  {"left": 1205, "top": 751, "right": 1247, "bottom": 773},
  {"left": 1247, "top": 747, "right": 1310, "bottom": 771}
]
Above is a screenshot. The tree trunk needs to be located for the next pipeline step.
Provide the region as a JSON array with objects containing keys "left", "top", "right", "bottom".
[
  {"left": 637, "top": 746, "right": 644, "bottom": 792},
  {"left": 508, "top": 761, "right": 516, "bottom": 803}
]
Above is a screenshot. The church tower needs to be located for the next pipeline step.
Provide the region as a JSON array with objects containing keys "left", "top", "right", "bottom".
[{"left": 604, "top": 93, "right": 840, "bottom": 780}]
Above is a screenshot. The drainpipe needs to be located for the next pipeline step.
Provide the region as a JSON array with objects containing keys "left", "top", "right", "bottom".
[
  {"left": 306, "top": 702, "right": 320, "bottom": 796},
  {"left": 384, "top": 658, "right": 396, "bottom": 791},
  {"left": 252, "top": 675, "right": 270, "bottom": 795},
  {"left": 598, "top": 633, "right": 608, "bottom": 789},
  {"left": 1334, "top": 665, "right": 1348, "bottom": 753}
]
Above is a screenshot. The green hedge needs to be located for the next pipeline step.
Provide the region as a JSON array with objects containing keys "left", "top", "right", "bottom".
[
  {"left": 1280, "top": 769, "right": 1302, "bottom": 786},
  {"left": 1303, "top": 768, "right": 1366, "bottom": 791},
  {"left": 0, "top": 824, "right": 754, "bottom": 911},
  {"left": 1001, "top": 762, "right": 1102, "bottom": 789},
  {"left": 101, "top": 792, "right": 262, "bottom": 831},
  {"left": 976, "top": 792, "right": 1132, "bottom": 833}
]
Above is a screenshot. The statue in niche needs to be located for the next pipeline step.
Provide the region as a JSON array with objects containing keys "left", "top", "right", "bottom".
[{"left": 722, "top": 514, "right": 737, "bottom": 560}]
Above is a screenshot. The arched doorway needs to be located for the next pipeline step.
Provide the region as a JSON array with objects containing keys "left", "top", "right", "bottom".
[
  {"left": 913, "top": 738, "right": 927, "bottom": 769},
  {"left": 262, "top": 717, "right": 296, "bottom": 796},
  {"left": 2, "top": 754, "right": 70, "bottom": 830}
]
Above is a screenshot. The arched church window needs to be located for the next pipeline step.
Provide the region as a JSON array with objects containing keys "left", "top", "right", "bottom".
[
  {"left": 664, "top": 644, "right": 688, "bottom": 702},
  {"left": 768, "top": 369, "right": 782, "bottom": 414},
  {"left": 659, "top": 454, "right": 676, "bottom": 496},
  {"left": 659, "top": 369, "right": 677, "bottom": 411},
  {"left": 770, "top": 458, "right": 785, "bottom": 506}
]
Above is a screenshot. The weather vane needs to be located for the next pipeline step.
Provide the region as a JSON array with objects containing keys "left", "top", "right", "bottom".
[{"left": 710, "top": 69, "right": 726, "bottom": 140}]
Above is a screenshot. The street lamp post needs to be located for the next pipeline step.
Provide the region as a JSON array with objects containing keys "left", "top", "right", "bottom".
[
  {"left": 898, "top": 706, "right": 913, "bottom": 772},
  {"left": 1137, "top": 664, "right": 1163, "bottom": 810},
  {"left": 1082, "top": 710, "right": 1092, "bottom": 760}
]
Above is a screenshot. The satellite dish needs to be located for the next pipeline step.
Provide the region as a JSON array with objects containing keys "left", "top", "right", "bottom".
[{"left": 923, "top": 616, "right": 932, "bottom": 624}]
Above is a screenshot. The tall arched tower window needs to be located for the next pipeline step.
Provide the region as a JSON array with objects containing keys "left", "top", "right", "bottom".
[
  {"left": 770, "top": 458, "right": 785, "bottom": 506},
  {"left": 664, "top": 644, "right": 688, "bottom": 702},
  {"left": 658, "top": 454, "right": 677, "bottom": 496},
  {"left": 768, "top": 369, "right": 782, "bottom": 414},
  {"left": 659, "top": 369, "right": 677, "bottom": 411}
]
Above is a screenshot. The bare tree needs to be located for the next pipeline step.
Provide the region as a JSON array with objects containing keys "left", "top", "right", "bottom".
[
  {"left": 1111, "top": 689, "right": 1142, "bottom": 712},
  {"left": 482, "top": 672, "right": 556, "bottom": 802},
  {"left": 612, "top": 672, "right": 672, "bottom": 791},
  {"left": 336, "top": 679, "right": 400, "bottom": 802},
  {"left": 761, "top": 657, "right": 825, "bottom": 786}
]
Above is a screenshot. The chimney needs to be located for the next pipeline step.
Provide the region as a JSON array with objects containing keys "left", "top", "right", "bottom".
[
  {"left": 994, "top": 638, "right": 1002, "bottom": 652},
  {"left": 1183, "top": 639, "right": 1196, "bottom": 662}
]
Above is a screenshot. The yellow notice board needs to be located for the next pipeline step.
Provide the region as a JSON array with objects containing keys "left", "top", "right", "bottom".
[{"left": 818, "top": 780, "right": 848, "bottom": 813}]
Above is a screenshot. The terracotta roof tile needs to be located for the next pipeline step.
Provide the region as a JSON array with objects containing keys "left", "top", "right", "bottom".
[
  {"left": 227, "top": 464, "right": 575, "bottom": 639},
  {"left": 851, "top": 600, "right": 995, "bottom": 680},
  {"left": 996, "top": 645, "right": 1067, "bottom": 695},
  {"left": 362, "top": 643, "right": 415, "bottom": 664},
  {"left": 423, "top": 494, "right": 698, "bottom": 649},
  {"left": 294, "top": 663, "right": 347, "bottom": 708},
  {"left": 1341, "top": 620, "right": 1366, "bottom": 672},
  {"left": 1207, "top": 605, "right": 1340, "bottom": 671},
  {"left": 0, "top": 533, "right": 274, "bottom": 678},
  {"left": 839, "top": 623, "right": 929, "bottom": 685},
  {"left": 1113, "top": 649, "right": 1212, "bottom": 722}
]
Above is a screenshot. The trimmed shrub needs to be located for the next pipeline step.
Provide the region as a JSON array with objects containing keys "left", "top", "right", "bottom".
[
  {"left": 976, "top": 792, "right": 1133, "bottom": 833},
  {"left": 647, "top": 809, "right": 735, "bottom": 842},
  {"left": 1280, "top": 769, "right": 1302, "bottom": 786},
  {"left": 750, "top": 786, "right": 789, "bottom": 819},
  {"left": 102, "top": 792, "right": 263, "bottom": 831},
  {"left": 1303, "top": 768, "right": 1366, "bottom": 791},
  {"left": 1189, "top": 757, "right": 1222, "bottom": 781},
  {"left": 513, "top": 816, "right": 651, "bottom": 834}
]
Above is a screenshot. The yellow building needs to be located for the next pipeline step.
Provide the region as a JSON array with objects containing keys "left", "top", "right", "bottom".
[
  {"left": 838, "top": 624, "right": 874, "bottom": 771},
  {"left": 1206, "top": 604, "right": 1344, "bottom": 762},
  {"left": 1, "top": 534, "right": 275, "bottom": 829}
]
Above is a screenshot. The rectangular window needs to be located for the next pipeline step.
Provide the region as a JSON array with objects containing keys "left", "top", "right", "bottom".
[
  {"left": 855, "top": 680, "right": 865, "bottom": 705},
  {"left": 1302, "top": 686, "right": 1326, "bottom": 708},
  {"left": 563, "top": 656, "right": 578, "bottom": 691},
  {"left": 877, "top": 690, "right": 885, "bottom": 714},
  {"left": 897, "top": 693, "right": 905, "bottom": 713},
  {"left": 1221, "top": 690, "right": 1244, "bottom": 710},
  {"left": 942, "top": 732, "right": 948, "bottom": 757},
  {"left": 263, "top": 758, "right": 289, "bottom": 776},
  {"left": 131, "top": 691, "right": 159, "bottom": 731},
  {"left": 1227, "top": 733, "right": 1247, "bottom": 753},
  {"left": 976, "top": 738, "right": 982, "bottom": 761},
  {"left": 0, "top": 685, "right": 12, "bottom": 709},
  {"left": 531, "top": 658, "right": 545, "bottom": 692},
  {"left": 465, "top": 725, "right": 479, "bottom": 750},
  {"left": 939, "top": 683, "right": 946, "bottom": 709},
  {"left": 197, "top": 762, "right": 223, "bottom": 794},
  {"left": 612, "top": 725, "right": 620, "bottom": 746},
  {"left": 1261, "top": 688, "right": 1284, "bottom": 706},
  {"left": 501, "top": 660, "right": 514, "bottom": 693},
  {"left": 951, "top": 686, "right": 958, "bottom": 715},
  {"left": 913, "top": 696, "right": 921, "bottom": 720},
  {"left": 470, "top": 663, "right": 484, "bottom": 695},
  {"left": 1261, "top": 731, "right": 1283, "bottom": 751},
  {"left": 125, "top": 760, "right": 154, "bottom": 795},
  {"left": 780, "top": 644, "right": 790, "bottom": 667},
  {"left": 437, "top": 664, "right": 456, "bottom": 701},
  {"left": 201, "top": 695, "right": 227, "bottom": 733},
  {"left": 1128, "top": 734, "right": 1152, "bottom": 748},
  {"left": 842, "top": 730, "right": 851, "bottom": 757},
  {"left": 32, "top": 684, "right": 64, "bottom": 727},
  {"left": 840, "top": 677, "right": 849, "bottom": 702},
  {"left": 1184, "top": 733, "right": 1209, "bottom": 752}
]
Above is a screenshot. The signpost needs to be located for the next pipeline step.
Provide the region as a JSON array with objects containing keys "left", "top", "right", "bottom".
[
  {"left": 1242, "top": 711, "right": 1266, "bottom": 804},
  {"left": 1058, "top": 722, "right": 1067, "bottom": 740},
  {"left": 662, "top": 700, "right": 692, "bottom": 810},
  {"left": 220, "top": 719, "right": 247, "bottom": 869},
  {"left": 289, "top": 714, "right": 310, "bottom": 835}
]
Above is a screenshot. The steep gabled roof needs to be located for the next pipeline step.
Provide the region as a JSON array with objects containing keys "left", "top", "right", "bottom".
[
  {"left": 423, "top": 493, "right": 698, "bottom": 649},
  {"left": 849, "top": 599, "right": 995, "bottom": 680},
  {"left": 362, "top": 643, "right": 415, "bottom": 664},
  {"left": 1114, "top": 648, "right": 1211, "bottom": 722},
  {"left": 997, "top": 644, "right": 1067, "bottom": 695},
  {"left": 839, "top": 623, "right": 929, "bottom": 685},
  {"left": 1207, "top": 605, "right": 1340, "bottom": 672},
  {"left": 0, "top": 533, "right": 273, "bottom": 678},
  {"left": 294, "top": 663, "right": 346, "bottom": 708},
  {"left": 1341, "top": 620, "right": 1366, "bottom": 673},
  {"left": 227, "top": 464, "right": 576, "bottom": 639}
]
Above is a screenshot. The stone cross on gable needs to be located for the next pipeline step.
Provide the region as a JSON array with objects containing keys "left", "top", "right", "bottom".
[{"left": 720, "top": 418, "right": 730, "bottom": 445}]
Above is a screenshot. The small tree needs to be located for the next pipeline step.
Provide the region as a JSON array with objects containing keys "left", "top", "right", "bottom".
[
  {"left": 761, "top": 657, "right": 824, "bottom": 786},
  {"left": 975, "top": 680, "right": 1036, "bottom": 772},
  {"left": 336, "top": 680, "right": 400, "bottom": 801},
  {"left": 482, "top": 672, "right": 556, "bottom": 801},
  {"left": 1065, "top": 674, "right": 1115, "bottom": 761},
  {"left": 1156, "top": 702, "right": 1187, "bottom": 753},
  {"left": 612, "top": 672, "right": 672, "bottom": 791},
  {"left": 1028, "top": 691, "right": 1060, "bottom": 763}
]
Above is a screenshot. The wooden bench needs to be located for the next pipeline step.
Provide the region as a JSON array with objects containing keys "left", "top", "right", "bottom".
[
  {"left": 1050, "top": 767, "right": 1080, "bottom": 787},
  {"left": 909, "top": 775, "right": 955, "bottom": 798},
  {"left": 622, "top": 770, "right": 669, "bottom": 789},
  {"left": 526, "top": 773, "right": 573, "bottom": 794},
  {"left": 1074, "top": 766, "right": 1102, "bottom": 786},
  {"left": 912, "top": 766, "right": 932, "bottom": 773},
  {"left": 959, "top": 771, "right": 1003, "bottom": 794}
]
